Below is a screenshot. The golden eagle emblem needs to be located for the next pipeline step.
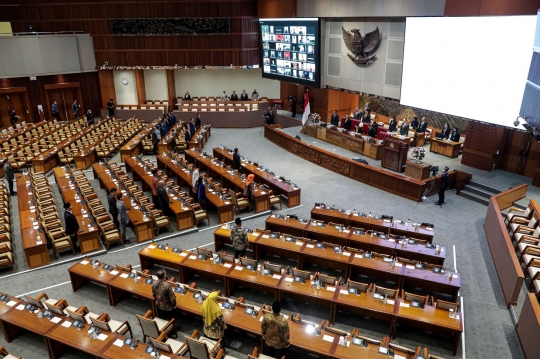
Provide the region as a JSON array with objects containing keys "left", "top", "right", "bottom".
[{"left": 342, "top": 26, "right": 382, "bottom": 66}]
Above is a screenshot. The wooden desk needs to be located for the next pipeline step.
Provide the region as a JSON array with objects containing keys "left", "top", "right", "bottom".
[
  {"left": 120, "top": 120, "right": 160, "bottom": 161},
  {"left": 92, "top": 163, "right": 155, "bottom": 242},
  {"left": 107, "top": 268, "right": 157, "bottom": 312},
  {"left": 16, "top": 174, "right": 51, "bottom": 269},
  {"left": 225, "top": 261, "right": 282, "bottom": 299},
  {"left": 138, "top": 244, "right": 186, "bottom": 272},
  {"left": 405, "top": 160, "right": 431, "bottom": 180},
  {"left": 402, "top": 266, "right": 461, "bottom": 301},
  {"left": 68, "top": 259, "right": 121, "bottom": 305},
  {"left": 53, "top": 167, "right": 102, "bottom": 254},
  {"left": 288, "top": 315, "right": 339, "bottom": 356},
  {"left": 332, "top": 288, "right": 396, "bottom": 332},
  {"left": 156, "top": 121, "right": 186, "bottom": 155},
  {"left": 311, "top": 207, "right": 349, "bottom": 226},
  {"left": 305, "top": 223, "right": 352, "bottom": 247},
  {"left": 299, "top": 243, "right": 351, "bottom": 274},
  {"left": 178, "top": 254, "right": 231, "bottom": 294},
  {"left": 0, "top": 302, "right": 59, "bottom": 344},
  {"left": 265, "top": 215, "right": 309, "bottom": 237},
  {"left": 212, "top": 147, "right": 301, "bottom": 207},
  {"left": 0, "top": 294, "right": 20, "bottom": 317},
  {"left": 213, "top": 226, "right": 260, "bottom": 251},
  {"left": 394, "top": 299, "right": 462, "bottom": 355},
  {"left": 125, "top": 157, "right": 194, "bottom": 230},
  {"left": 349, "top": 254, "right": 403, "bottom": 286},
  {"left": 156, "top": 155, "right": 234, "bottom": 224},
  {"left": 430, "top": 138, "right": 460, "bottom": 158},
  {"left": 99, "top": 334, "right": 181, "bottom": 359},
  {"left": 46, "top": 318, "right": 116, "bottom": 359},
  {"left": 253, "top": 234, "right": 304, "bottom": 262}
]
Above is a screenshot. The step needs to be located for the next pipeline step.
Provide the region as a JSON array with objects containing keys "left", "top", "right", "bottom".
[
  {"left": 463, "top": 185, "right": 496, "bottom": 199},
  {"left": 468, "top": 180, "right": 502, "bottom": 194},
  {"left": 460, "top": 190, "right": 490, "bottom": 206}
]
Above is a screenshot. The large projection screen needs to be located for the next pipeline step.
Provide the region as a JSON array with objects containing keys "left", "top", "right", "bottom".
[{"left": 400, "top": 16, "right": 536, "bottom": 127}]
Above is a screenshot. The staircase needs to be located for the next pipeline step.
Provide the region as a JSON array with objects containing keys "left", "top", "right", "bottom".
[{"left": 460, "top": 180, "right": 501, "bottom": 206}]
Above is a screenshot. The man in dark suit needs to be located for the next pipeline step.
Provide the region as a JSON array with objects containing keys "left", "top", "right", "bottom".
[
  {"left": 230, "top": 91, "right": 239, "bottom": 101},
  {"left": 9, "top": 110, "right": 19, "bottom": 126},
  {"left": 268, "top": 109, "right": 275, "bottom": 124},
  {"left": 72, "top": 100, "right": 80, "bottom": 119},
  {"left": 232, "top": 148, "right": 241, "bottom": 170},
  {"left": 417, "top": 117, "right": 428, "bottom": 133},
  {"left": 363, "top": 103, "right": 370, "bottom": 115},
  {"left": 184, "top": 127, "right": 192, "bottom": 148},
  {"left": 362, "top": 111, "right": 371, "bottom": 124},
  {"left": 330, "top": 110, "right": 339, "bottom": 126},
  {"left": 195, "top": 114, "right": 201, "bottom": 130},
  {"left": 152, "top": 127, "right": 160, "bottom": 155},
  {"left": 157, "top": 180, "right": 170, "bottom": 213},
  {"left": 436, "top": 166, "right": 450, "bottom": 205},
  {"left": 240, "top": 90, "right": 249, "bottom": 101},
  {"left": 3, "top": 159, "right": 15, "bottom": 196},
  {"left": 399, "top": 120, "right": 410, "bottom": 136},
  {"left": 368, "top": 121, "right": 379, "bottom": 137},
  {"left": 353, "top": 107, "right": 362, "bottom": 120},
  {"left": 189, "top": 118, "right": 196, "bottom": 135},
  {"left": 107, "top": 99, "right": 115, "bottom": 117},
  {"left": 436, "top": 123, "right": 451, "bottom": 139},
  {"left": 51, "top": 101, "right": 60, "bottom": 121},
  {"left": 410, "top": 116, "right": 419, "bottom": 130},
  {"left": 450, "top": 127, "right": 461, "bottom": 142},
  {"left": 116, "top": 193, "right": 130, "bottom": 243},
  {"left": 107, "top": 188, "right": 119, "bottom": 229},
  {"left": 388, "top": 117, "right": 397, "bottom": 132},
  {"left": 343, "top": 115, "right": 352, "bottom": 131},
  {"left": 64, "top": 202, "right": 80, "bottom": 248},
  {"left": 86, "top": 109, "right": 94, "bottom": 126}
]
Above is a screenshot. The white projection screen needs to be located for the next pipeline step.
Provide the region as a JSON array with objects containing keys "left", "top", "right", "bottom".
[{"left": 400, "top": 16, "right": 536, "bottom": 127}]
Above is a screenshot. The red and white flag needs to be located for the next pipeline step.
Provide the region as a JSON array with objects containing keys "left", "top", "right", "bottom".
[{"left": 301, "top": 90, "right": 310, "bottom": 125}]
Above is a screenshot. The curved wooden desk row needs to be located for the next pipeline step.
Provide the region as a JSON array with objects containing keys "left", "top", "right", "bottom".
[
  {"left": 119, "top": 118, "right": 163, "bottom": 161},
  {"left": 211, "top": 147, "right": 301, "bottom": 208},
  {"left": 66, "top": 254, "right": 462, "bottom": 357},
  {"left": 156, "top": 120, "right": 187, "bottom": 155},
  {"left": 171, "top": 105, "right": 271, "bottom": 129},
  {"left": 213, "top": 224, "right": 458, "bottom": 301},
  {"left": 264, "top": 125, "right": 473, "bottom": 202},
  {"left": 0, "top": 292, "right": 181, "bottom": 359}
]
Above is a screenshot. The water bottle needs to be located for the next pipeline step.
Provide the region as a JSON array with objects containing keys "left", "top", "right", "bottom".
[{"left": 383, "top": 294, "right": 387, "bottom": 304}]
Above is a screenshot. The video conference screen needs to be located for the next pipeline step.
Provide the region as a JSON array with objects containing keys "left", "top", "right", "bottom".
[{"left": 259, "top": 18, "right": 320, "bottom": 87}]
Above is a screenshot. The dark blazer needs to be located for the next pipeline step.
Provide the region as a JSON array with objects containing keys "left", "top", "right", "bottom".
[
  {"left": 52, "top": 103, "right": 59, "bottom": 115},
  {"left": 441, "top": 127, "right": 451, "bottom": 139},
  {"left": 343, "top": 118, "right": 352, "bottom": 131},
  {"left": 107, "top": 193, "right": 118, "bottom": 217},
  {"left": 450, "top": 130, "right": 460, "bottom": 142},
  {"left": 330, "top": 114, "right": 339, "bottom": 126},
  {"left": 388, "top": 119, "right": 397, "bottom": 132},
  {"left": 400, "top": 123, "right": 409, "bottom": 136},
  {"left": 64, "top": 210, "right": 79, "bottom": 235},
  {"left": 368, "top": 124, "right": 378, "bottom": 138},
  {"left": 240, "top": 93, "right": 249, "bottom": 101},
  {"left": 410, "top": 118, "right": 419, "bottom": 129},
  {"left": 152, "top": 131, "right": 159, "bottom": 145},
  {"left": 353, "top": 110, "right": 361, "bottom": 120},
  {"left": 157, "top": 186, "right": 170, "bottom": 211},
  {"left": 439, "top": 172, "right": 450, "bottom": 191},
  {"left": 184, "top": 94, "right": 191, "bottom": 100},
  {"left": 189, "top": 122, "right": 196, "bottom": 134},
  {"left": 417, "top": 121, "right": 428, "bottom": 133},
  {"left": 72, "top": 103, "right": 79, "bottom": 115},
  {"left": 362, "top": 113, "right": 371, "bottom": 123},
  {"left": 195, "top": 116, "right": 201, "bottom": 129},
  {"left": 3, "top": 164, "right": 14, "bottom": 181},
  {"left": 230, "top": 94, "right": 238, "bottom": 101},
  {"left": 232, "top": 153, "right": 241, "bottom": 170},
  {"left": 185, "top": 130, "right": 192, "bottom": 143}
]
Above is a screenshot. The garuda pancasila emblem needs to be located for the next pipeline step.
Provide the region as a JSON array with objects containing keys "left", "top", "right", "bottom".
[{"left": 342, "top": 26, "right": 382, "bottom": 66}]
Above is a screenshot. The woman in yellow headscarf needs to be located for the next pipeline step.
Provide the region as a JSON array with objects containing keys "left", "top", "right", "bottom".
[{"left": 202, "top": 292, "right": 226, "bottom": 339}]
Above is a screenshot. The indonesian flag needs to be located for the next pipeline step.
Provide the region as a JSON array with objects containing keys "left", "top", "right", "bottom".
[{"left": 301, "top": 90, "right": 310, "bottom": 125}]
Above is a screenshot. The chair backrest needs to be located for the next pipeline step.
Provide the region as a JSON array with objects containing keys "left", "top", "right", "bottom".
[
  {"left": 149, "top": 337, "right": 173, "bottom": 353},
  {"left": 90, "top": 317, "right": 111, "bottom": 332},
  {"left": 137, "top": 314, "right": 160, "bottom": 338},
  {"left": 186, "top": 337, "right": 210, "bottom": 359},
  {"left": 348, "top": 280, "right": 368, "bottom": 293},
  {"left": 264, "top": 262, "right": 282, "bottom": 274},
  {"left": 292, "top": 268, "right": 311, "bottom": 280},
  {"left": 66, "top": 308, "right": 86, "bottom": 322},
  {"left": 374, "top": 286, "right": 397, "bottom": 299},
  {"left": 436, "top": 299, "right": 459, "bottom": 311},
  {"left": 403, "top": 291, "right": 428, "bottom": 305},
  {"left": 318, "top": 274, "right": 336, "bottom": 285}
]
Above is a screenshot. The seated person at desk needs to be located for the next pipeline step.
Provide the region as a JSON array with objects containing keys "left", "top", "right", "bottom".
[
  {"left": 417, "top": 117, "right": 428, "bottom": 133},
  {"left": 399, "top": 119, "right": 410, "bottom": 136},
  {"left": 368, "top": 121, "right": 379, "bottom": 137},
  {"left": 184, "top": 91, "right": 191, "bottom": 101},
  {"left": 450, "top": 127, "right": 461, "bottom": 142},
  {"left": 362, "top": 110, "right": 371, "bottom": 123},
  {"left": 342, "top": 115, "right": 352, "bottom": 131},
  {"left": 64, "top": 202, "right": 79, "bottom": 248},
  {"left": 388, "top": 117, "right": 397, "bottom": 132},
  {"left": 330, "top": 110, "right": 339, "bottom": 126},
  {"left": 240, "top": 90, "right": 249, "bottom": 101},
  {"left": 410, "top": 116, "right": 419, "bottom": 130},
  {"left": 436, "top": 122, "right": 451, "bottom": 139},
  {"left": 230, "top": 91, "right": 239, "bottom": 101}
]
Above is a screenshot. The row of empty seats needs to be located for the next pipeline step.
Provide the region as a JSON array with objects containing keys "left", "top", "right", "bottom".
[{"left": 0, "top": 183, "right": 14, "bottom": 272}]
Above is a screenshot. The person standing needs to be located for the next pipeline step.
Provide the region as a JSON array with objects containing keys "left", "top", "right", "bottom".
[
  {"left": 290, "top": 96, "right": 297, "bottom": 117},
  {"left": 157, "top": 180, "right": 170, "bottom": 214},
  {"left": 330, "top": 110, "right": 339, "bottom": 126},
  {"left": 362, "top": 110, "right": 371, "bottom": 124},
  {"left": 450, "top": 127, "right": 461, "bottom": 142},
  {"left": 195, "top": 113, "right": 201, "bottom": 130},
  {"left": 220, "top": 91, "right": 228, "bottom": 101},
  {"left": 86, "top": 109, "right": 94, "bottom": 126},
  {"left": 252, "top": 89, "right": 259, "bottom": 101},
  {"left": 240, "top": 90, "right": 249, "bottom": 101},
  {"left": 232, "top": 148, "right": 241, "bottom": 171},
  {"left": 343, "top": 115, "right": 352, "bottom": 131},
  {"left": 353, "top": 107, "right": 362, "bottom": 120},
  {"left": 267, "top": 109, "right": 275, "bottom": 125},
  {"left": 202, "top": 292, "right": 226, "bottom": 340},
  {"left": 107, "top": 99, "right": 115, "bottom": 118},
  {"left": 189, "top": 118, "right": 196, "bottom": 135},
  {"left": 399, "top": 119, "right": 410, "bottom": 136},
  {"left": 72, "top": 100, "right": 80, "bottom": 119},
  {"left": 196, "top": 176, "right": 206, "bottom": 210},
  {"left": 152, "top": 127, "right": 159, "bottom": 155},
  {"left": 410, "top": 116, "right": 419, "bottom": 130},
  {"left": 116, "top": 193, "right": 130, "bottom": 243},
  {"left": 417, "top": 117, "right": 428, "bottom": 133},
  {"left": 230, "top": 91, "right": 238, "bottom": 101},
  {"left": 51, "top": 101, "right": 60, "bottom": 121},
  {"left": 261, "top": 301, "right": 290, "bottom": 358},
  {"left": 9, "top": 110, "right": 19, "bottom": 126},
  {"left": 231, "top": 217, "right": 249, "bottom": 259},
  {"left": 64, "top": 202, "right": 80, "bottom": 248},
  {"left": 152, "top": 269, "right": 177, "bottom": 321},
  {"left": 184, "top": 127, "right": 192, "bottom": 148},
  {"left": 436, "top": 166, "right": 450, "bottom": 206},
  {"left": 3, "top": 159, "right": 15, "bottom": 196},
  {"left": 107, "top": 188, "right": 119, "bottom": 229},
  {"left": 244, "top": 174, "right": 255, "bottom": 208},
  {"left": 388, "top": 117, "right": 397, "bottom": 132},
  {"left": 184, "top": 91, "right": 191, "bottom": 101},
  {"left": 151, "top": 170, "right": 159, "bottom": 207}
]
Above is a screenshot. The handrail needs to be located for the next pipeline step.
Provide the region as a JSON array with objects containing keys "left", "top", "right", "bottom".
[{"left": 0, "top": 31, "right": 84, "bottom": 36}]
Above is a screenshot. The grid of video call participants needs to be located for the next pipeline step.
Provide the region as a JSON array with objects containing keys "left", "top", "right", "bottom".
[{"left": 261, "top": 24, "right": 316, "bottom": 82}]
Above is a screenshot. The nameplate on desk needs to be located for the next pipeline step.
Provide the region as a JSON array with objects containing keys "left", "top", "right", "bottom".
[
  {"left": 284, "top": 277, "right": 293, "bottom": 282},
  {"left": 394, "top": 262, "right": 402, "bottom": 267},
  {"left": 189, "top": 255, "right": 197, "bottom": 260},
  {"left": 354, "top": 254, "right": 363, "bottom": 259},
  {"left": 262, "top": 235, "right": 270, "bottom": 238},
  {"left": 322, "top": 335, "right": 334, "bottom": 342},
  {"left": 233, "top": 266, "right": 243, "bottom": 271},
  {"left": 224, "top": 201, "right": 230, "bottom": 205},
  {"left": 295, "top": 241, "right": 303, "bottom": 246},
  {"left": 80, "top": 260, "right": 89, "bottom": 265},
  {"left": 272, "top": 274, "right": 281, "bottom": 280},
  {"left": 179, "top": 252, "right": 187, "bottom": 256},
  {"left": 306, "top": 244, "right": 315, "bottom": 249},
  {"left": 340, "top": 289, "right": 349, "bottom": 295},
  {"left": 148, "top": 245, "right": 157, "bottom": 249},
  {"left": 342, "top": 252, "right": 351, "bottom": 256},
  {"left": 386, "top": 299, "right": 395, "bottom": 305},
  {"left": 326, "top": 286, "right": 336, "bottom": 292},
  {"left": 400, "top": 302, "right": 410, "bottom": 308},
  {"left": 110, "top": 270, "right": 119, "bottom": 275},
  {"left": 406, "top": 265, "right": 415, "bottom": 269}
]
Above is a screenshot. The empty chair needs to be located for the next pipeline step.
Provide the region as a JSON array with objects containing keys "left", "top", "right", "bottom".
[
  {"left": 401, "top": 290, "right": 430, "bottom": 306},
  {"left": 435, "top": 299, "right": 459, "bottom": 311},
  {"left": 91, "top": 312, "right": 133, "bottom": 338},
  {"left": 268, "top": 190, "right": 282, "bottom": 210},
  {"left": 149, "top": 332, "right": 190, "bottom": 356},
  {"left": 67, "top": 306, "right": 100, "bottom": 325},
  {"left": 136, "top": 310, "right": 177, "bottom": 343},
  {"left": 185, "top": 329, "right": 224, "bottom": 359},
  {"left": 0, "top": 346, "right": 22, "bottom": 359},
  {"left": 372, "top": 285, "right": 398, "bottom": 299},
  {"left": 229, "top": 189, "right": 250, "bottom": 214},
  {"left": 192, "top": 204, "right": 210, "bottom": 227},
  {"left": 505, "top": 206, "right": 532, "bottom": 225}
]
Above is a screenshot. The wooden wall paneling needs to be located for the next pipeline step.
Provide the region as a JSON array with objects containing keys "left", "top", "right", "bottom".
[
  {"left": 533, "top": 164, "right": 540, "bottom": 187},
  {"left": 135, "top": 70, "right": 146, "bottom": 105},
  {"left": 166, "top": 70, "right": 176, "bottom": 111},
  {"left": 523, "top": 139, "right": 540, "bottom": 178},
  {"left": 479, "top": 0, "right": 540, "bottom": 15},
  {"left": 461, "top": 121, "right": 507, "bottom": 171},
  {"left": 444, "top": 0, "right": 483, "bottom": 15},
  {"left": 516, "top": 292, "right": 540, "bottom": 359},
  {"left": 0, "top": 87, "right": 31, "bottom": 128},
  {"left": 98, "top": 71, "right": 116, "bottom": 109},
  {"left": 501, "top": 130, "right": 530, "bottom": 174},
  {"left": 257, "top": 0, "right": 297, "bottom": 18}
]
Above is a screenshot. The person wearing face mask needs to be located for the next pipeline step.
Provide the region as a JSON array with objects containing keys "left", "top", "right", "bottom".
[{"left": 436, "top": 122, "right": 451, "bottom": 139}]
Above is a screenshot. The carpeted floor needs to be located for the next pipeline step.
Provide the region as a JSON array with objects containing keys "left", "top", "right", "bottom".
[{"left": 0, "top": 123, "right": 535, "bottom": 359}]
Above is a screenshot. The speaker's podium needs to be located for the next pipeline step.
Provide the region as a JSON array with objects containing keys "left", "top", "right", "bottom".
[{"left": 382, "top": 136, "right": 409, "bottom": 172}]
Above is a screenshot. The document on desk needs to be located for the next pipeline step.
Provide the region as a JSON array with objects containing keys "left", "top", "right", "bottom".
[
  {"left": 7, "top": 300, "right": 17, "bottom": 307},
  {"left": 339, "top": 289, "right": 349, "bottom": 295},
  {"left": 110, "top": 270, "right": 119, "bottom": 275},
  {"left": 326, "top": 286, "right": 336, "bottom": 292},
  {"left": 189, "top": 256, "right": 197, "bottom": 260},
  {"left": 224, "top": 263, "right": 232, "bottom": 268},
  {"left": 61, "top": 320, "right": 72, "bottom": 328},
  {"left": 394, "top": 355, "right": 407, "bottom": 359},
  {"left": 354, "top": 254, "right": 363, "bottom": 259},
  {"left": 342, "top": 252, "right": 351, "bottom": 256},
  {"left": 15, "top": 304, "right": 24, "bottom": 311},
  {"left": 394, "top": 262, "right": 402, "bottom": 267},
  {"left": 295, "top": 241, "right": 303, "bottom": 246},
  {"left": 179, "top": 252, "right": 187, "bottom": 256},
  {"left": 120, "top": 273, "right": 129, "bottom": 278},
  {"left": 272, "top": 274, "right": 282, "bottom": 280},
  {"left": 285, "top": 277, "right": 293, "bottom": 282},
  {"left": 400, "top": 302, "right": 410, "bottom": 308},
  {"left": 148, "top": 245, "right": 157, "bottom": 249},
  {"left": 234, "top": 266, "right": 243, "bottom": 271},
  {"left": 306, "top": 244, "right": 315, "bottom": 248},
  {"left": 406, "top": 265, "right": 415, "bottom": 269},
  {"left": 386, "top": 299, "right": 395, "bottom": 305},
  {"left": 97, "top": 333, "right": 108, "bottom": 341},
  {"left": 50, "top": 316, "right": 62, "bottom": 323},
  {"left": 262, "top": 235, "right": 270, "bottom": 238},
  {"left": 322, "top": 335, "right": 334, "bottom": 342},
  {"left": 113, "top": 339, "right": 124, "bottom": 347}
]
